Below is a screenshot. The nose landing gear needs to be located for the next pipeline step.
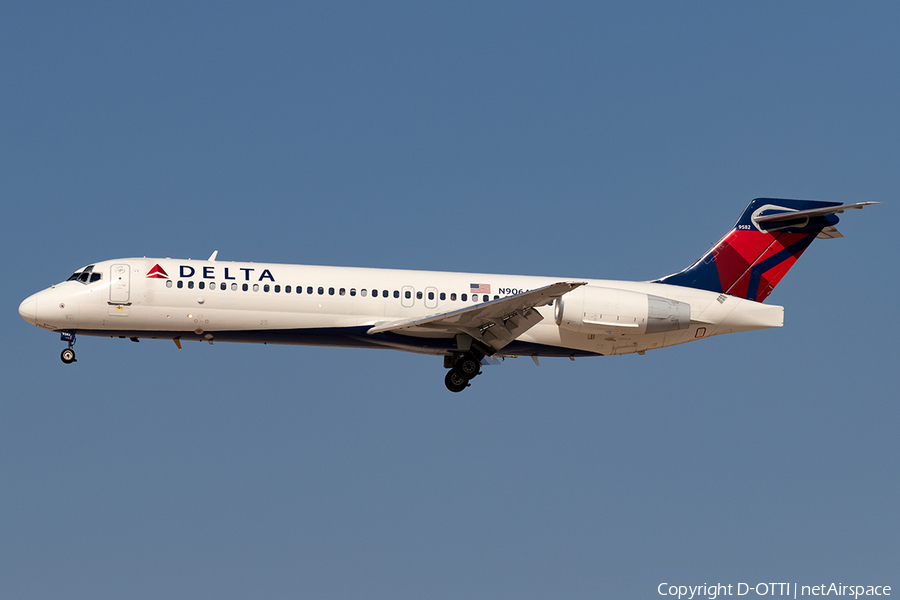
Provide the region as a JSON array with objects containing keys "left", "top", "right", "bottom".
[{"left": 60, "top": 332, "right": 76, "bottom": 364}]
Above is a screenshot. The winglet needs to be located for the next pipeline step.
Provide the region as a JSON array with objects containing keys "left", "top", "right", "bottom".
[
  {"left": 173, "top": 337, "right": 182, "bottom": 350},
  {"left": 208, "top": 250, "right": 218, "bottom": 262}
]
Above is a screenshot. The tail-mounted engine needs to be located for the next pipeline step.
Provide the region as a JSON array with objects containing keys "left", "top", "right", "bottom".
[{"left": 555, "top": 286, "right": 690, "bottom": 335}]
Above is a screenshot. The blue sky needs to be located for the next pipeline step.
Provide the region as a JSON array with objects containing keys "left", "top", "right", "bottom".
[{"left": 2, "top": 2, "right": 897, "bottom": 598}]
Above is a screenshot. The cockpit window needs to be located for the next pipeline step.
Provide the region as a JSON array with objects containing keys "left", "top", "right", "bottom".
[{"left": 68, "top": 265, "right": 97, "bottom": 285}]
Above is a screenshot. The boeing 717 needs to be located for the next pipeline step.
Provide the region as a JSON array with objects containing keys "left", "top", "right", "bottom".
[{"left": 19, "top": 199, "right": 876, "bottom": 391}]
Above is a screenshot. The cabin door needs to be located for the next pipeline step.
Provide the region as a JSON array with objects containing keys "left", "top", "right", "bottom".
[{"left": 109, "top": 263, "right": 131, "bottom": 316}]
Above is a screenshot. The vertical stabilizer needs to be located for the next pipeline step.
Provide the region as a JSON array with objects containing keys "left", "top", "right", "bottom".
[{"left": 654, "top": 198, "right": 868, "bottom": 302}]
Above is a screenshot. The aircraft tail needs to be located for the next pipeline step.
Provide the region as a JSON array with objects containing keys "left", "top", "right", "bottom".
[{"left": 654, "top": 198, "right": 877, "bottom": 302}]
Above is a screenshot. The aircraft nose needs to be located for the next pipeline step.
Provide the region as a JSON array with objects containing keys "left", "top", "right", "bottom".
[{"left": 19, "top": 295, "right": 37, "bottom": 324}]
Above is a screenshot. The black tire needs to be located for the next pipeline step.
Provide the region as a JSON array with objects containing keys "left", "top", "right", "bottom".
[
  {"left": 444, "top": 369, "right": 469, "bottom": 393},
  {"left": 456, "top": 354, "right": 481, "bottom": 379},
  {"left": 60, "top": 348, "right": 76, "bottom": 364}
]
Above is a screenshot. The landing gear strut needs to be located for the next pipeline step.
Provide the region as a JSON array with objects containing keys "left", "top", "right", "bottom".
[
  {"left": 60, "top": 332, "right": 76, "bottom": 364},
  {"left": 443, "top": 352, "right": 483, "bottom": 392}
]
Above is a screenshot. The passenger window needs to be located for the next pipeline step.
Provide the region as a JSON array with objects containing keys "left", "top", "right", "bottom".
[
  {"left": 318, "top": 287, "right": 324, "bottom": 295},
  {"left": 493, "top": 295, "right": 499, "bottom": 300},
  {"left": 350, "top": 288, "right": 356, "bottom": 297},
  {"left": 221, "top": 283, "right": 226, "bottom": 290},
  {"left": 361, "top": 289, "right": 367, "bottom": 297},
  {"left": 242, "top": 283, "right": 249, "bottom": 291},
  {"left": 416, "top": 291, "right": 422, "bottom": 300},
  {"left": 483, "top": 294, "right": 489, "bottom": 302},
  {"left": 428, "top": 291, "right": 434, "bottom": 300},
  {"left": 383, "top": 290, "right": 389, "bottom": 298},
  {"left": 198, "top": 282, "right": 204, "bottom": 290},
  {"left": 264, "top": 284, "right": 270, "bottom": 292},
  {"left": 188, "top": 281, "right": 194, "bottom": 289},
  {"left": 393, "top": 290, "right": 399, "bottom": 298},
  {"left": 404, "top": 290, "right": 411, "bottom": 299},
  {"left": 274, "top": 285, "right": 280, "bottom": 293},
  {"left": 308, "top": 287, "right": 314, "bottom": 294},
  {"left": 328, "top": 287, "right": 335, "bottom": 295},
  {"left": 372, "top": 289, "right": 378, "bottom": 297},
  {"left": 166, "top": 280, "right": 173, "bottom": 288},
  {"left": 252, "top": 284, "right": 259, "bottom": 292},
  {"left": 231, "top": 283, "right": 238, "bottom": 291},
  {"left": 450, "top": 293, "right": 456, "bottom": 301},
  {"left": 285, "top": 285, "right": 291, "bottom": 293},
  {"left": 340, "top": 288, "right": 346, "bottom": 296},
  {"left": 177, "top": 281, "right": 184, "bottom": 289},
  {"left": 461, "top": 293, "right": 467, "bottom": 301},
  {"left": 440, "top": 292, "right": 445, "bottom": 301}
]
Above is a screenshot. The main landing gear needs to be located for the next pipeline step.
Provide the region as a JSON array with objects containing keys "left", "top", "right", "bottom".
[
  {"left": 444, "top": 352, "right": 483, "bottom": 393},
  {"left": 60, "top": 332, "right": 76, "bottom": 364}
]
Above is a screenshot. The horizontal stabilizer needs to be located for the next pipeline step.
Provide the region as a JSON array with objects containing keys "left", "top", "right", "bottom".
[
  {"left": 754, "top": 201, "right": 879, "bottom": 227},
  {"left": 816, "top": 226, "right": 843, "bottom": 239}
]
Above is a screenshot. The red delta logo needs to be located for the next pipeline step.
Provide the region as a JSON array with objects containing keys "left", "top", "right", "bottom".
[{"left": 146, "top": 264, "right": 169, "bottom": 279}]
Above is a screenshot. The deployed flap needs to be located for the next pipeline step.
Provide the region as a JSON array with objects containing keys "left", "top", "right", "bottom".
[{"left": 367, "top": 282, "right": 586, "bottom": 353}]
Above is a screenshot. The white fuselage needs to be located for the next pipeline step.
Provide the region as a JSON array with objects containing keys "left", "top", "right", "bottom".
[{"left": 19, "top": 257, "right": 784, "bottom": 358}]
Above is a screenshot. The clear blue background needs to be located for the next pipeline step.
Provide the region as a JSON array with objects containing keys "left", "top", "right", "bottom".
[{"left": 2, "top": 2, "right": 897, "bottom": 598}]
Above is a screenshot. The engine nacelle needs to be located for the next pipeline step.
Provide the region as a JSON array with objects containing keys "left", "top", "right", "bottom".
[{"left": 555, "top": 286, "right": 690, "bottom": 335}]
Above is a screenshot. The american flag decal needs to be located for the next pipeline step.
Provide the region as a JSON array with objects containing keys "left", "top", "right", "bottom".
[{"left": 470, "top": 283, "right": 491, "bottom": 294}]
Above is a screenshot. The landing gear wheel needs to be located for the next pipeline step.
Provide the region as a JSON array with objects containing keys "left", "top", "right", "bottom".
[
  {"left": 456, "top": 354, "right": 481, "bottom": 379},
  {"left": 60, "top": 348, "right": 76, "bottom": 364},
  {"left": 444, "top": 369, "right": 469, "bottom": 393}
]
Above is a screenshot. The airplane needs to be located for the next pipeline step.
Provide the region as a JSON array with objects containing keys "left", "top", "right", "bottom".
[{"left": 19, "top": 198, "right": 876, "bottom": 392}]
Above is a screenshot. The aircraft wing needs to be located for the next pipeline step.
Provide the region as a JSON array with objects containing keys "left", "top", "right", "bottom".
[{"left": 367, "top": 281, "right": 586, "bottom": 353}]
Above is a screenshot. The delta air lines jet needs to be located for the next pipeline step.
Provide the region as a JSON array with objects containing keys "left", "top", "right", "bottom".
[{"left": 19, "top": 199, "right": 875, "bottom": 392}]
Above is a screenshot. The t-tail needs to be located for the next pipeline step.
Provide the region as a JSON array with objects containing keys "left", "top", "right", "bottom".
[{"left": 655, "top": 198, "right": 878, "bottom": 302}]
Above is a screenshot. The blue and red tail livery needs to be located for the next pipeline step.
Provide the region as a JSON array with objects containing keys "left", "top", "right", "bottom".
[{"left": 656, "top": 198, "right": 860, "bottom": 302}]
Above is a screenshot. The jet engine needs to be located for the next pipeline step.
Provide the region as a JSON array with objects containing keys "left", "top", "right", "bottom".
[{"left": 555, "top": 286, "right": 690, "bottom": 335}]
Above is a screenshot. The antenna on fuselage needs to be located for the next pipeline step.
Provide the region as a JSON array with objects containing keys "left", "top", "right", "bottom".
[{"left": 208, "top": 250, "right": 218, "bottom": 261}]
